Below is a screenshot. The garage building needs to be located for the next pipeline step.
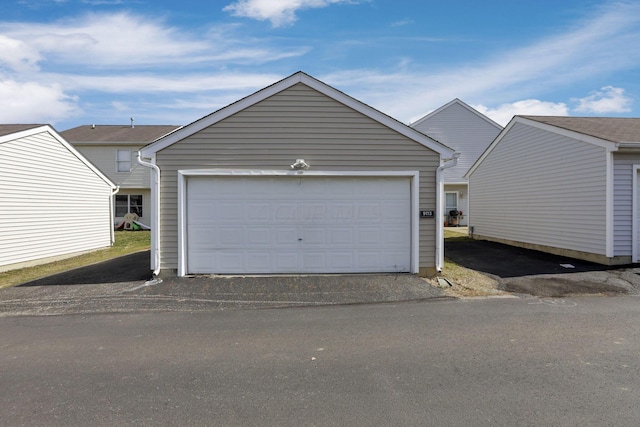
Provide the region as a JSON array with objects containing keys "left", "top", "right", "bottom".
[{"left": 139, "top": 72, "right": 455, "bottom": 277}]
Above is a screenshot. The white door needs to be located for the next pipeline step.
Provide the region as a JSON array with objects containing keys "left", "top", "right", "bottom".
[{"left": 186, "top": 175, "right": 411, "bottom": 274}]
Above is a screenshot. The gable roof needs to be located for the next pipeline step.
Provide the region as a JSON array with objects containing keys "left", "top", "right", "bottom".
[
  {"left": 61, "top": 124, "right": 181, "bottom": 144},
  {"left": 0, "top": 124, "right": 44, "bottom": 138},
  {"left": 0, "top": 124, "right": 116, "bottom": 189},
  {"left": 141, "top": 71, "right": 454, "bottom": 158},
  {"left": 410, "top": 98, "right": 503, "bottom": 131},
  {"left": 465, "top": 115, "right": 640, "bottom": 178},
  {"left": 521, "top": 116, "right": 640, "bottom": 144}
]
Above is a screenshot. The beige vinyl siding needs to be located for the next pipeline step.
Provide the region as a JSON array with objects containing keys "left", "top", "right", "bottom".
[
  {"left": 612, "top": 153, "right": 640, "bottom": 256},
  {"left": 74, "top": 144, "right": 150, "bottom": 188},
  {"left": 156, "top": 83, "right": 440, "bottom": 272},
  {"left": 469, "top": 122, "right": 608, "bottom": 255},
  {"left": 412, "top": 102, "right": 501, "bottom": 183},
  {"left": 0, "top": 131, "right": 113, "bottom": 270}
]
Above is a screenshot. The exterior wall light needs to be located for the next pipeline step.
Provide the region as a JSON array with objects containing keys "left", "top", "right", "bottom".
[{"left": 291, "top": 159, "right": 310, "bottom": 170}]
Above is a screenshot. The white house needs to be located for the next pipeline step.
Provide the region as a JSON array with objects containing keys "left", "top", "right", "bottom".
[
  {"left": 138, "top": 72, "right": 456, "bottom": 277},
  {"left": 0, "top": 125, "right": 117, "bottom": 272},
  {"left": 411, "top": 99, "right": 503, "bottom": 226},
  {"left": 62, "top": 124, "right": 181, "bottom": 228},
  {"left": 466, "top": 116, "right": 640, "bottom": 265}
]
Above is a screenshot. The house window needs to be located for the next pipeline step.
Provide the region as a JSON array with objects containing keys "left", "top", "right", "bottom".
[
  {"left": 445, "top": 192, "right": 458, "bottom": 214},
  {"left": 116, "top": 150, "right": 131, "bottom": 172},
  {"left": 116, "top": 195, "right": 143, "bottom": 217}
]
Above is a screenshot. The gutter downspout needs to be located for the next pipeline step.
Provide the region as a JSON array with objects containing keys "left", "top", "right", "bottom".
[
  {"left": 137, "top": 152, "right": 161, "bottom": 277},
  {"left": 435, "top": 152, "right": 460, "bottom": 272},
  {"left": 110, "top": 185, "right": 120, "bottom": 245}
]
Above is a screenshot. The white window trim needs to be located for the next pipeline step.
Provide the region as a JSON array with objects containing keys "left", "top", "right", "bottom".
[
  {"left": 176, "top": 169, "right": 420, "bottom": 277},
  {"left": 116, "top": 149, "right": 132, "bottom": 173}
]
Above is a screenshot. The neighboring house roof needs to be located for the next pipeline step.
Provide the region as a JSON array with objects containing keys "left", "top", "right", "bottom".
[
  {"left": 466, "top": 116, "right": 640, "bottom": 178},
  {"left": 141, "top": 71, "right": 455, "bottom": 158},
  {"left": 61, "top": 125, "right": 182, "bottom": 144},
  {"left": 0, "top": 124, "right": 44, "bottom": 137},
  {"left": 0, "top": 124, "right": 116, "bottom": 189},
  {"left": 411, "top": 98, "right": 503, "bottom": 131},
  {"left": 410, "top": 98, "right": 503, "bottom": 184},
  {"left": 521, "top": 116, "right": 640, "bottom": 144}
]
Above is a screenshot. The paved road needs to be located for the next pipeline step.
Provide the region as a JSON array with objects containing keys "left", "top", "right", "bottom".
[{"left": 2, "top": 296, "right": 639, "bottom": 426}]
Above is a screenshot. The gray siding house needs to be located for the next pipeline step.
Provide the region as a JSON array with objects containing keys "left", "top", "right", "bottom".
[
  {"left": 139, "top": 72, "right": 455, "bottom": 277},
  {"left": 0, "top": 125, "right": 116, "bottom": 272},
  {"left": 466, "top": 116, "right": 640, "bottom": 265},
  {"left": 411, "top": 99, "right": 503, "bottom": 226},
  {"left": 62, "top": 124, "right": 181, "bottom": 228}
]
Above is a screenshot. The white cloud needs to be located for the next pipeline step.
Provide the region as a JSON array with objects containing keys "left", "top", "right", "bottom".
[
  {"left": 573, "top": 86, "right": 633, "bottom": 114},
  {"left": 324, "top": 1, "right": 640, "bottom": 123},
  {"left": 47, "top": 71, "right": 283, "bottom": 93},
  {"left": 223, "top": 0, "right": 359, "bottom": 27},
  {"left": 473, "top": 100, "right": 569, "bottom": 126},
  {"left": 0, "top": 13, "right": 304, "bottom": 70},
  {"left": 0, "top": 78, "right": 78, "bottom": 123},
  {"left": 0, "top": 35, "right": 42, "bottom": 72}
]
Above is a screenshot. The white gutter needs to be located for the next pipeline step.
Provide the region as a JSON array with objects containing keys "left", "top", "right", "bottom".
[
  {"left": 137, "top": 152, "right": 161, "bottom": 277},
  {"left": 110, "top": 185, "right": 120, "bottom": 245},
  {"left": 435, "top": 152, "right": 460, "bottom": 272}
]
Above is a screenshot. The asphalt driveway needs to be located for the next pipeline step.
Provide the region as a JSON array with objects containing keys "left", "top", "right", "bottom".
[
  {"left": 3, "top": 238, "right": 640, "bottom": 317},
  {"left": 444, "top": 238, "right": 623, "bottom": 277},
  {"left": 19, "top": 250, "right": 153, "bottom": 286},
  {"left": 445, "top": 237, "right": 640, "bottom": 297}
]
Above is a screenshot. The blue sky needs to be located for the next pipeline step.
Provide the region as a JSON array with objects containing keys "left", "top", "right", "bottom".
[{"left": 1, "top": 0, "right": 639, "bottom": 130}]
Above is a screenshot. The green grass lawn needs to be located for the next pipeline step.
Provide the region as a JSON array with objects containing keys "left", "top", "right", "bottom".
[{"left": 0, "top": 231, "right": 150, "bottom": 289}]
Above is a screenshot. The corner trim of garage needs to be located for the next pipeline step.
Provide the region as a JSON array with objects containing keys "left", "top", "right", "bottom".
[{"left": 176, "top": 169, "right": 420, "bottom": 276}]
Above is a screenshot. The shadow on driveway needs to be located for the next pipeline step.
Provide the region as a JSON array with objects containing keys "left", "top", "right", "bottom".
[
  {"left": 19, "top": 251, "right": 152, "bottom": 286},
  {"left": 445, "top": 238, "right": 632, "bottom": 278}
]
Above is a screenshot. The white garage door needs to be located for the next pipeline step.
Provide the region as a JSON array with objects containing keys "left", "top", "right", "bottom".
[{"left": 186, "top": 175, "right": 412, "bottom": 274}]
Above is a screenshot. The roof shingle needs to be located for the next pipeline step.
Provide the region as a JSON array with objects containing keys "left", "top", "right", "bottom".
[
  {"left": 61, "top": 125, "right": 181, "bottom": 143},
  {"left": 521, "top": 116, "right": 640, "bottom": 144}
]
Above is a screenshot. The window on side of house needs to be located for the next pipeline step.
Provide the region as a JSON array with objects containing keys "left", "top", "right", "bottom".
[
  {"left": 115, "top": 195, "right": 143, "bottom": 217},
  {"left": 116, "top": 149, "right": 131, "bottom": 172},
  {"left": 445, "top": 192, "right": 458, "bottom": 214}
]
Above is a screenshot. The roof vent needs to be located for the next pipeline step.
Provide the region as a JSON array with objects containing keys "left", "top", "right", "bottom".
[
  {"left": 130, "top": 117, "right": 134, "bottom": 128},
  {"left": 91, "top": 124, "right": 96, "bottom": 129}
]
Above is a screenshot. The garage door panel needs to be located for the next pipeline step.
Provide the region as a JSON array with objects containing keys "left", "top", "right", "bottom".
[
  {"left": 301, "top": 252, "right": 327, "bottom": 270},
  {"left": 247, "top": 202, "right": 272, "bottom": 221},
  {"left": 246, "top": 227, "right": 271, "bottom": 245},
  {"left": 186, "top": 176, "right": 411, "bottom": 274},
  {"left": 301, "top": 228, "right": 326, "bottom": 245},
  {"left": 382, "top": 226, "right": 410, "bottom": 245},
  {"left": 274, "top": 204, "right": 297, "bottom": 221},
  {"left": 246, "top": 252, "right": 271, "bottom": 270},
  {"left": 274, "top": 227, "right": 298, "bottom": 245},
  {"left": 300, "top": 203, "right": 327, "bottom": 221},
  {"left": 274, "top": 252, "right": 299, "bottom": 271},
  {"left": 356, "top": 203, "right": 382, "bottom": 221},
  {"left": 382, "top": 202, "right": 409, "bottom": 220},
  {"left": 214, "top": 202, "right": 244, "bottom": 222},
  {"left": 330, "top": 228, "right": 354, "bottom": 245},
  {"left": 218, "top": 227, "right": 245, "bottom": 246},
  {"left": 330, "top": 203, "right": 355, "bottom": 221}
]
